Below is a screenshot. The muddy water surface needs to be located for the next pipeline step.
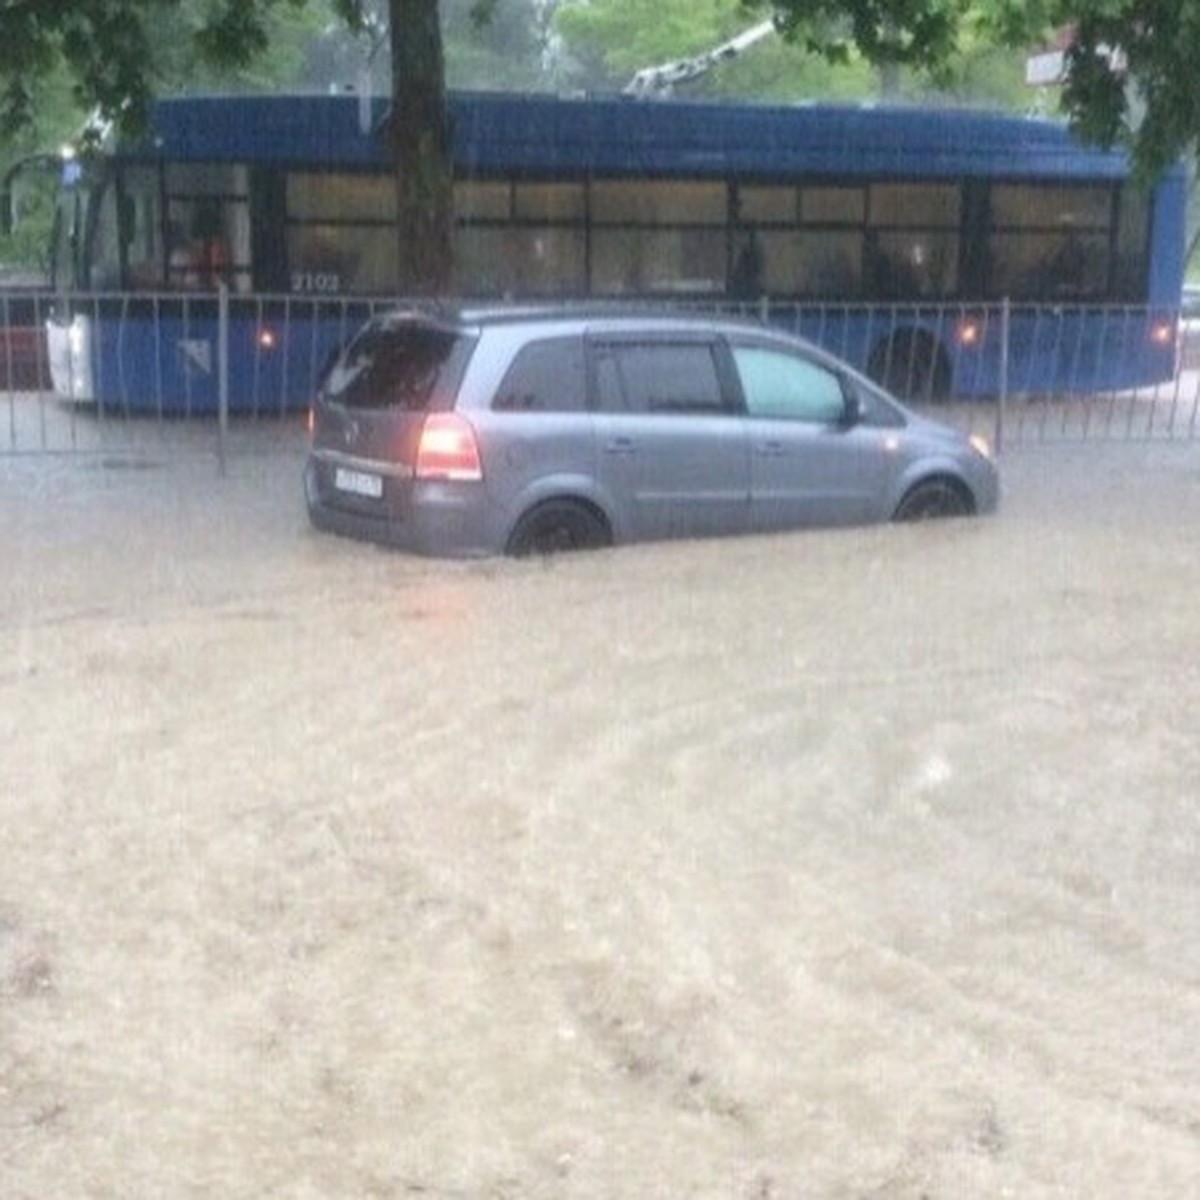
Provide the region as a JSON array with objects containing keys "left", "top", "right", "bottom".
[{"left": 3, "top": 440, "right": 1199, "bottom": 1197}]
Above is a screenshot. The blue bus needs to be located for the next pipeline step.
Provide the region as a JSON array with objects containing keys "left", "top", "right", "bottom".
[{"left": 39, "top": 90, "right": 1187, "bottom": 413}]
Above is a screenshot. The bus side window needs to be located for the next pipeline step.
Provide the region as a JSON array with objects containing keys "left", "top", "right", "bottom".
[
  {"left": 87, "top": 182, "right": 122, "bottom": 289},
  {"left": 169, "top": 198, "right": 232, "bottom": 289},
  {"left": 190, "top": 198, "right": 231, "bottom": 287},
  {"left": 122, "top": 193, "right": 164, "bottom": 288}
]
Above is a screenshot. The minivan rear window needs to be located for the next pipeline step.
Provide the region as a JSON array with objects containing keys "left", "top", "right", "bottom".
[{"left": 322, "top": 322, "right": 472, "bottom": 411}]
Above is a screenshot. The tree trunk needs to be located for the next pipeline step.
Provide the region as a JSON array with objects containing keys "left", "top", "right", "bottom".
[{"left": 388, "top": 0, "right": 453, "bottom": 294}]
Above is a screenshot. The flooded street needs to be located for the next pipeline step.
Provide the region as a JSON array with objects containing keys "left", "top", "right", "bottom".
[{"left": 3, "top": 435, "right": 1200, "bottom": 1197}]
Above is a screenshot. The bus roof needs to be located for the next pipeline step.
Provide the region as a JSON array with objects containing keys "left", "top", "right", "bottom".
[{"left": 131, "top": 90, "right": 1153, "bottom": 183}]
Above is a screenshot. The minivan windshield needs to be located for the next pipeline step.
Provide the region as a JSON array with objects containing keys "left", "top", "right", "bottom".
[{"left": 323, "top": 321, "right": 472, "bottom": 411}]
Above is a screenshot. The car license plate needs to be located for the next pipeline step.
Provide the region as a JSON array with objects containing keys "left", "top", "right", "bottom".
[{"left": 334, "top": 466, "right": 384, "bottom": 499}]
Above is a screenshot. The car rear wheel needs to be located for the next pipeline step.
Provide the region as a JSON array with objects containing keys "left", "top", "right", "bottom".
[
  {"left": 506, "top": 499, "right": 612, "bottom": 556},
  {"left": 893, "top": 477, "right": 974, "bottom": 521}
]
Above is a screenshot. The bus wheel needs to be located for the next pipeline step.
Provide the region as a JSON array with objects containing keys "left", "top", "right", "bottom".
[
  {"left": 506, "top": 499, "right": 612, "bottom": 556},
  {"left": 893, "top": 477, "right": 974, "bottom": 521},
  {"left": 868, "top": 332, "right": 951, "bottom": 402}
]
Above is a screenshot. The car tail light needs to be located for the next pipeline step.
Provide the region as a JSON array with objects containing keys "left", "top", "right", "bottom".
[{"left": 414, "top": 413, "right": 483, "bottom": 482}]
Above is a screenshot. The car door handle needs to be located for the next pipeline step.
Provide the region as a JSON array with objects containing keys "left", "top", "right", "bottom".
[
  {"left": 604, "top": 437, "right": 637, "bottom": 454},
  {"left": 755, "top": 440, "right": 787, "bottom": 456}
]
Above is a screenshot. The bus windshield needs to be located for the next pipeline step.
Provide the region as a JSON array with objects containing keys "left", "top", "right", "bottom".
[
  {"left": 49, "top": 158, "right": 252, "bottom": 293},
  {"left": 49, "top": 166, "right": 85, "bottom": 291}
]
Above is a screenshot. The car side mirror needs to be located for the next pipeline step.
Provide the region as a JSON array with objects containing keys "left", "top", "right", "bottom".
[{"left": 839, "top": 392, "right": 863, "bottom": 429}]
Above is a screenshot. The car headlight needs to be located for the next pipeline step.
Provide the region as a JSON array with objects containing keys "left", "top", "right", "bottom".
[{"left": 968, "top": 433, "right": 993, "bottom": 460}]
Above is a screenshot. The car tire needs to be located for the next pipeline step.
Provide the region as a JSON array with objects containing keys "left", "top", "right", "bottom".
[
  {"left": 893, "top": 477, "right": 974, "bottom": 521},
  {"left": 506, "top": 499, "right": 612, "bottom": 556}
]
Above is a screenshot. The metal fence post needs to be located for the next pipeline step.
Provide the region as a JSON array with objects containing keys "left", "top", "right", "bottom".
[
  {"left": 217, "top": 281, "right": 229, "bottom": 475},
  {"left": 996, "top": 296, "right": 1010, "bottom": 455}
]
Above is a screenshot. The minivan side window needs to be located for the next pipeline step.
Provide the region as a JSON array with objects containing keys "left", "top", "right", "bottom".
[
  {"left": 593, "top": 341, "right": 726, "bottom": 414},
  {"left": 492, "top": 336, "right": 587, "bottom": 412},
  {"left": 732, "top": 344, "right": 846, "bottom": 423}
]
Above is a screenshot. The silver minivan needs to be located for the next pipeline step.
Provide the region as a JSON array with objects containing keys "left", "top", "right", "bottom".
[{"left": 304, "top": 305, "right": 999, "bottom": 556}]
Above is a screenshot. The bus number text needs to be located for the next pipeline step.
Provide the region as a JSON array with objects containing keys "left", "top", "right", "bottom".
[{"left": 291, "top": 271, "right": 342, "bottom": 294}]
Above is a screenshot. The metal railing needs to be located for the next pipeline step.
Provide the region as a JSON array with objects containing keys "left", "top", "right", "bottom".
[{"left": 4, "top": 290, "right": 1200, "bottom": 460}]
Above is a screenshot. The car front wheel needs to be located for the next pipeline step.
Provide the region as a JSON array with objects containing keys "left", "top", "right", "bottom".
[{"left": 893, "top": 477, "right": 974, "bottom": 521}]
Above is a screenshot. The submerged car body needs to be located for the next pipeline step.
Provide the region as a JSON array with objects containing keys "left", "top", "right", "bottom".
[{"left": 304, "top": 305, "right": 998, "bottom": 557}]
